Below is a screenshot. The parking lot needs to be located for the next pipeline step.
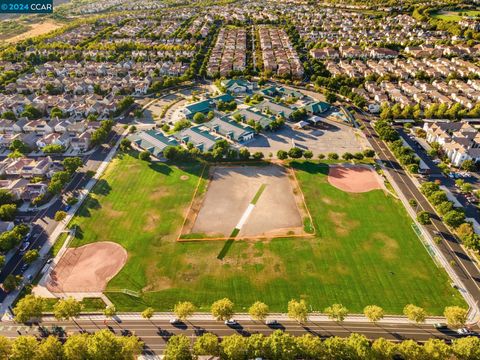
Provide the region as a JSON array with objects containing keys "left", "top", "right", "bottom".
[{"left": 245, "top": 118, "right": 368, "bottom": 157}]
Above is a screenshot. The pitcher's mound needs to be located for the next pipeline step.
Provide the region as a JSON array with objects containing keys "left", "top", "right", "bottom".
[
  {"left": 47, "top": 242, "right": 127, "bottom": 293},
  {"left": 328, "top": 165, "right": 383, "bottom": 193}
]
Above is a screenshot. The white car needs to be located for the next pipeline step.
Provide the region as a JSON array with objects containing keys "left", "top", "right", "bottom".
[
  {"left": 457, "top": 328, "right": 473, "bottom": 336},
  {"left": 169, "top": 318, "right": 181, "bottom": 324},
  {"left": 19, "top": 242, "right": 30, "bottom": 253},
  {"left": 224, "top": 319, "right": 238, "bottom": 326},
  {"left": 265, "top": 319, "right": 278, "bottom": 325}
]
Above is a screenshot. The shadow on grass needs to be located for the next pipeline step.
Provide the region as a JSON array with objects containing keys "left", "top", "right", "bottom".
[
  {"left": 91, "top": 179, "right": 111, "bottom": 196},
  {"left": 289, "top": 160, "right": 329, "bottom": 175},
  {"left": 75, "top": 195, "right": 101, "bottom": 218},
  {"left": 217, "top": 239, "right": 234, "bottom": 260}
]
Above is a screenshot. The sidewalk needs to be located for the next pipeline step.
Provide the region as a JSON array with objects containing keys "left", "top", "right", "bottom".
[{"left": 0, "top": 130, "right": 127, "bottom": 320}]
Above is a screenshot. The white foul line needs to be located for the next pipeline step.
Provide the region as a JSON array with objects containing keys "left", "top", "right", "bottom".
[{"left": 235, "top": 204, "right": 255, "bottom": 230}]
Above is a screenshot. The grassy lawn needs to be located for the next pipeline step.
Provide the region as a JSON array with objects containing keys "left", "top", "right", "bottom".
[
  {"left": 50, "top": 232, "right": 69, "bottom": 257},
  {"left": 431, "top": 9, "right": 480, "bottom": 22},
  {"left": 68, "top": 154, "right": 464, "bottom": 314}
]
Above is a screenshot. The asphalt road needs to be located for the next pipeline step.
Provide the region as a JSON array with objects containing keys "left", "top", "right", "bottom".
[
  {"left": 0, "top": 318, "right": 477, "bottom": 355},
  {"left": 357, "top": 112, "right": 480, "bottom": 308},
  {"left": 395, "top": 126, "right": 479, "bottom": 220},
  {"left": 0, "top": 130, "right": 120, "bottom": 303}
]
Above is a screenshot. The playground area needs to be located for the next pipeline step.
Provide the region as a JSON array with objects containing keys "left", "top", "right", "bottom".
[
  {"left": 182, "top": 164, "right": 309, "bottom": 239},
  {"left": 46, "top": 242, "right": 127, "bottom": 293}
]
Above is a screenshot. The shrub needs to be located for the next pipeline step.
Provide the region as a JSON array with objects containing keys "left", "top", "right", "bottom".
[
  {"left": 288, "top": 147, "right": 303, "bottom": 159},
  {"left": 277, "top": 150, "right": 288, "bottom": 160},
  {"left": 139, "top": 151, "right": 151, "bottom": 161}
]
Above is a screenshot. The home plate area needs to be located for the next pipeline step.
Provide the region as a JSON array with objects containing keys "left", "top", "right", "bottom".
[{"left": 183, "top": 165, "right": 308, "bottom": 239}]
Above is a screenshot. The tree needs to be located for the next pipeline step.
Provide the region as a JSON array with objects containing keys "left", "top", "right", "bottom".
[
  {"left": 164, "top": 334, "right": 192, "bottom": 360},
  {"left": 397, "top": 339, "right": 426, "bottom": 359},
  {"left": 239, "top": 148, "right": 250, "bottom": 160},
  {"left": 443, "top": 209, "right": 466, "bottom": 228},
  {"left": 327, "top": 152, "right": 339, "bottom": 160},
  {"left": 63, "top": 333, "right": 89, "bottom": 360},
  {"left": 417, "top": 211, "right": 431, "bottom": 225},
  {"left": 120, "top": 138, "right": 132, "bottom": 151},
  {"left": 23, "top": 249, "right": 39, "bottom": 264},
  {"left": 263, "top": 330, "right": 298, "bottom": 359},
  {"left": 62, "top": 157, "right": 83, "bottom": 174},
  {"left": 42, "top": 144, "right": 65, "bottom": 154},
  {"left": 174, "top": 301, "right": 196, "bottom": 321},
  {"left": 277, "top": 150, "right": 288, "bottom": 160},
  {"left": 9, "top": 139, "right": 29, "bottom": 154},
  {"left": 193, "top": 112, "right": 206, "bottom": 124},
  {"left": 211, "top": 298, "right": 234, "bottom": 321},
  {"left": 403, "top": 304, "right": 426, "bottom": 323},
  {"left": 10, "top": 336, "right": 38, "bottom": 360},
  {"left": 325, "top": 303, "right": 349, "bottom": 322},
  {"left": 0, "top": 255, "right": 5, "bottom": 269},
  {"left": 14, "top": 295, "right": 45, "bottom": 323},
  {"left": 193, "top": 333, "right": 220, "bottom": 357},
  {"left": 252, "top": 151, "right": 264, "bottom": 160},
  {"left": 444, "top": 306, "right": 468, "bottom": 328},
  {"left": 248, "top": 301, "right": 269, "bottom": 321},
  {"left": 36, "top": 336, "right": 64, "bottom": 360},
  {"left": 0, "top": 189, "right": 15, "bottom": 206},
  {"left": 287, "top": 299, "right": 308, "bottom": 323},
  {"left": 342, "top": 152, "right": 354, "bottom": 160},
  {"left": 296, "top": 334, "right": 324, "bottom": 359},
  {"left": 303, "top": 150, "right": 313, "bottom": 159},
  {"left": 141, "top": 307, "right": 154, "bottom": 321},
  {"left": 371, "top": 338, "right": 397, "bottom": 360},
  {"left": 53, "top": 297, "right": 83, "bottom": 322},
  {"left": 0, "top": 204, "right": 16, "bottom": 221},
  {"left": 288, "top": 147, "right": 303, "bottom": 159},
  {"left": 423, "top": 338, "right": 452, "bottom": 360},
  {"left": 461, "top": 159, "right": 475, "bottom": 171},
  {"left": 103, "top": 305, "right": 117, "bottom": 319},
  {"left": 220, "top": 334, "right": 248, "bottom": 360},
  {"left": 139, "top": 151, "right": 151, "bottom": 161},
  {"left": 54, "top": 211, "right": 67, "bottom": 222},
  {"left": 0, "top": 336, "right": 11, "bottom": 359},
  {"left": 452, "top": 336, "right": 480, "bottom": 360},
  {"left": 88, "top": 329, "right": 133, "bottom": 360},
  {"left": 3, "top": 274, "right": 22, "bottom": 292},
  {"left": 363, "top": 305, "right": 384, "bottom": 323}
]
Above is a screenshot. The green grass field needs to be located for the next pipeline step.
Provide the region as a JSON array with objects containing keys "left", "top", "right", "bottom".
[
  {"left": 68, "top": 154, "right": 465, "bottom": 314},
  {"left": 431, "top": 9, "right": 480, "bottom": 22}
]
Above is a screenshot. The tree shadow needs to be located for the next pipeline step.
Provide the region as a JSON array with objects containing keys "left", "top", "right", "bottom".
[
  {"left": 91, "top": 179, "right": 112, "bottom": 196},
  {"left": 76, "top": 195, "right": 101, "bottom": 218},
  {"left": 289, "top": 161, "right": 329, "bottom": 175}
]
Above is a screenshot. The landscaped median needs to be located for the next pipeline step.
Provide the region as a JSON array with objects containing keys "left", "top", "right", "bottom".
[{"left": 46, "top": 150, "right": 465, "bottom": 315}]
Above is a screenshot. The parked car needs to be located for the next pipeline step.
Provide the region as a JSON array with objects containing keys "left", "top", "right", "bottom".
[
  {"left": 457, "top": 328, "right": 473, "bottom": 336},
  {"left": 19, "top": 242, "right": 30, "bottom": 253}
]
